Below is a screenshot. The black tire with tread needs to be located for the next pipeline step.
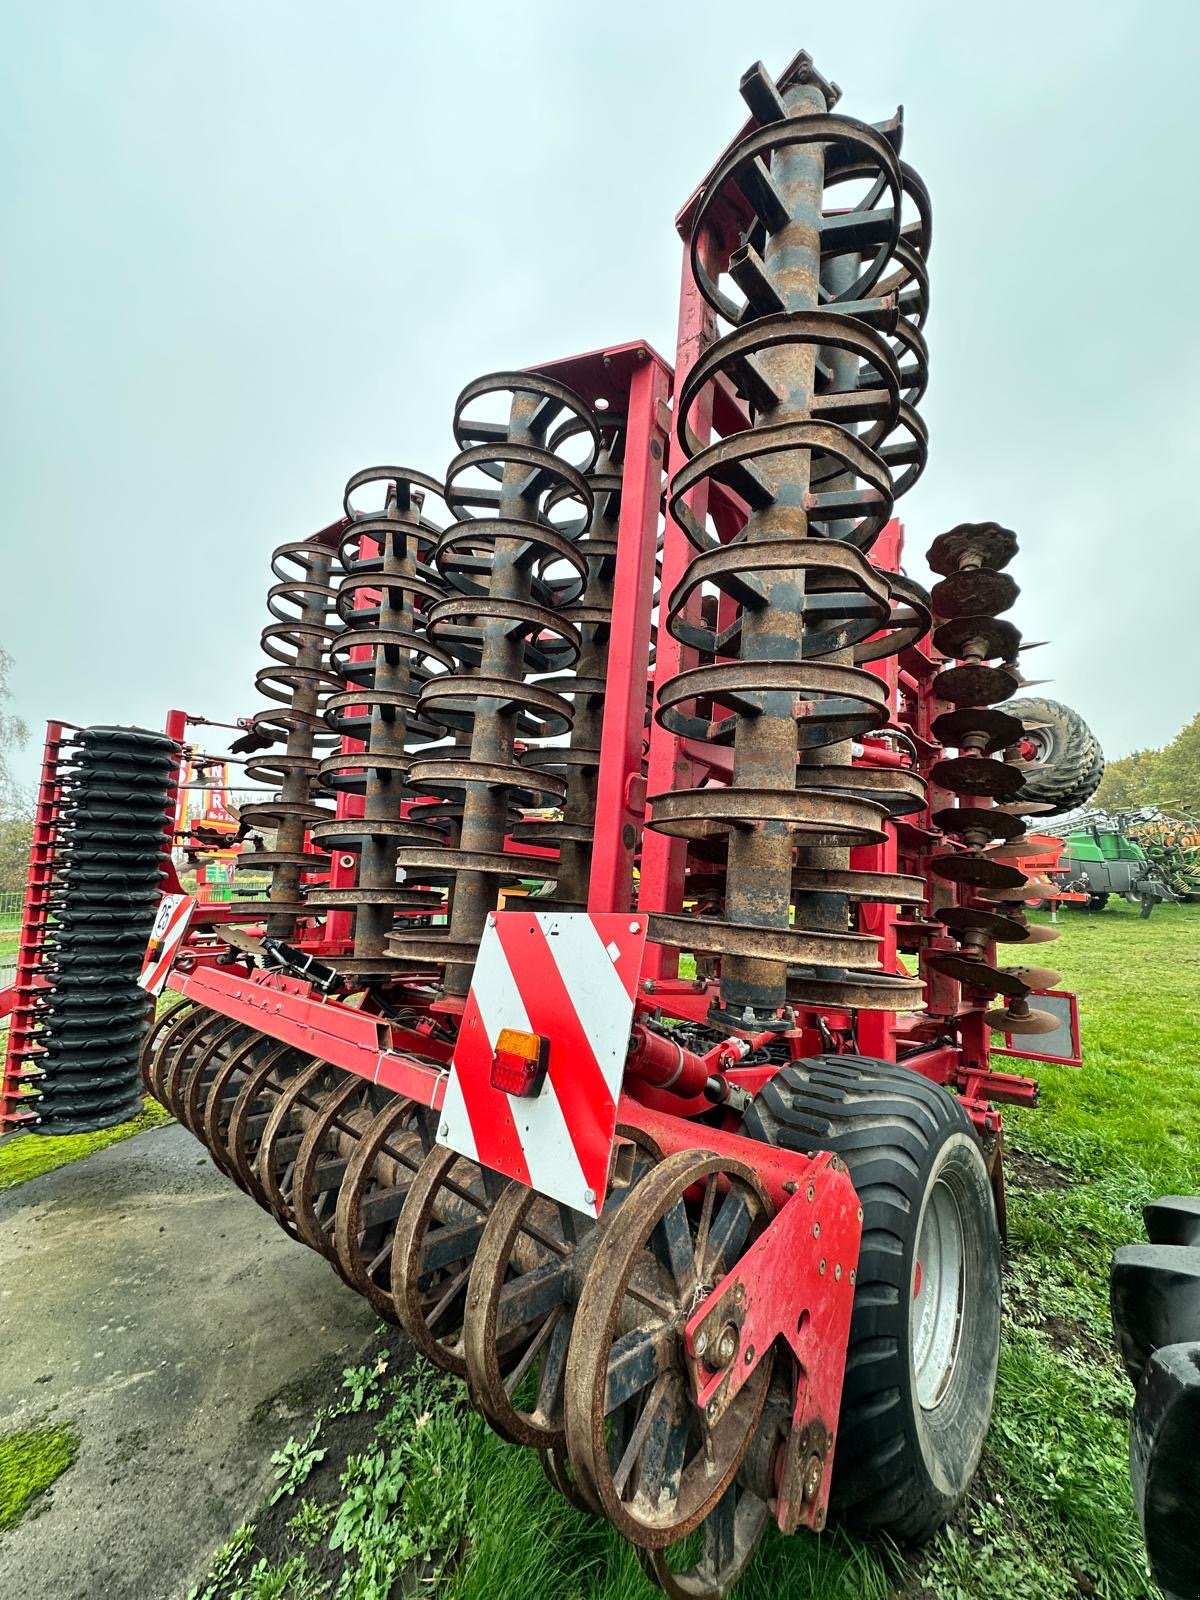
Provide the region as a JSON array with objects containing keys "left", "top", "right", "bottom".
[
  {"left": 742, "top": 1054, "right": 1001, "bottom": 1543},
  {"left": 999, "top": 695, "right": 1104, "bottom": 816}
]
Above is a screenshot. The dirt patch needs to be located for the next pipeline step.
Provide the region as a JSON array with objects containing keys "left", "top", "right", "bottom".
[
  {"left": 1007, "top": 1145, "right": 1074, "bottom": 1191},
  {"left": 1037, "top": 1313, "right": 1117, "bottom": 1369},
  {"left": 227, "top": 1332, "right": 418, "bottom": 1596}
]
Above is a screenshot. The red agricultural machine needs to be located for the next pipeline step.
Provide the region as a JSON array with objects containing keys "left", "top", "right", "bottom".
[{"left": 3, "top": 50, "right": 1101, "bottom": 1595}]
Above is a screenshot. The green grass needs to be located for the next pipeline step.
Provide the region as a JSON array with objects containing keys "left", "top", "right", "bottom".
[
  {"left": 187, "top": 902, "right": 1200, "bottom": 1598},
  {"left": 0, "top": 1423, "right": 80, "bottom": 1530},
  {"left": 0, "top": 1099, "right": 172, "bottom": 1192}
]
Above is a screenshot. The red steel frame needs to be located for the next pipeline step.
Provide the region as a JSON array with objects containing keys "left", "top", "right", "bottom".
[{"left": 1, "top": 720, "right": 74, "bottom": 1127}]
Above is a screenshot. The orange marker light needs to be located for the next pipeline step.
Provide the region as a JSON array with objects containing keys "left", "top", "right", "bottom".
[{"left": 490, "top": 1028, "right": 550, "bottom": 1098}]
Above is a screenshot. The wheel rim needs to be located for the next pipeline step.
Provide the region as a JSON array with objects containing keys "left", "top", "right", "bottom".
[{"left": 913, "top": 1176, "right": 966, "bottom": 1408}]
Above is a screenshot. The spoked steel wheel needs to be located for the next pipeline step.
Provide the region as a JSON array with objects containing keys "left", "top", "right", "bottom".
[
  {"left": 637, "top": 1478, "right": 770, "bottom": 1600},
  {"left": 464, "top": 1185, "right": 577, "bottom": 1445},
  {"left": 390, "top": 1144, "right": 503, "bottom": 1376},
  {"left": 563, "top": 1149, "right": 774, "bottom": 1550},
  {"left": 539, "top": 1442, "right": 598, "bottom": 1514},
  {"left": 204, "top": 1038, "right": 294, "bottom": 1189},
  {"left": 141, "top": 1000, "right": 209, "bottom": 1104},
  {"left": 256, "top": 1059, "right": 340, "bottom": 1233},
  {"left": 290, "top": 1076, "right": 378, "bottom": 1264},
  {"left": 333, "top": 1095, "right": 432, "bottom": 1320},
  {"left": 913, "top": 1177, "right": 966, "bottom": 1410},
  {"left": 464, "top": 1132, "right": 658, "bottom": 1448}
]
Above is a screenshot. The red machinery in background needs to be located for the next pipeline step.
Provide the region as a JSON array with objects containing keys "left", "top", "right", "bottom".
[{"left": 6, "top": 49, "right": 1091, "bottom": 1598}]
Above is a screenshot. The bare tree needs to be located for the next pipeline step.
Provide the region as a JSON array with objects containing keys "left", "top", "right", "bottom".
[{"left": 0, "top": 645, "right": 29, "bottom": 819}]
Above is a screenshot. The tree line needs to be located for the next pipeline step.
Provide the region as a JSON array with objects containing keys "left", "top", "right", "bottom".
[{"left": 1094, "top": 712, "right": 1200, "bottom": 816}]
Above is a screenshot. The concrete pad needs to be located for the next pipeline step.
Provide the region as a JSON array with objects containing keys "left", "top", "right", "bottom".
[{"left": 0, "top": 1122, "right": 377, "bottom": 1600}]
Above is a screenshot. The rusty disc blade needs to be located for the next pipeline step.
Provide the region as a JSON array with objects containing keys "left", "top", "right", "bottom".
[
  {"left": 932, "top": 707, "right": 1025, "bottom": 753},
  {"left": 982, "top": 878, "right": 1058, "bottom": 905},
  {"left": 986, "top": 1003, "right": 1060, "bottom": 1035},
  {"left": 1000, "top": 965, "right": 1062, "bottom": 990},
  {"left": 1018, "top": 923, "right": 1061, "bottom": 944},
  {"left": 931, "top": 568, "right": 1019, "bottom": 619},
  {"left": 937, "top": 905, "right": 1031, "bottom": 944},
  {"left": 994, "top": 799, "right": 1056, "bottom": 817},
  {"left": 929, "top": 853, "right": 1028, "bottom": 891},
  {"left": 934, "top": 857, "right": 1030, "bottom": 896},
  {"left": 932, "top": 662, "right": 1020, "bottom": 707},
  {"left": 926, "top": 522, "right": 1018, "bottom": 577},
  {"left": 931, "top": 615, "right": 1022, "bottom": 663},
  {"left": 930, "top": 756, "right": 1026, "bottom": 799},
  {"left": 925, "top": 952, "right": 1026, "bottom": 995},
  {"left": 933, "top": 806, "right": 1025, "bottom": 845}
]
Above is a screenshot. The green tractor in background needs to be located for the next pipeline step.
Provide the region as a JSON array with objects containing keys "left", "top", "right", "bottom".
[{"left": 1053, "top": 818, "right": 1167, "bottom": 914}]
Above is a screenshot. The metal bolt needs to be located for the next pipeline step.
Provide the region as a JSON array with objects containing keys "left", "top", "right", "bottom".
[
  {"left": 802, "top": 1452, "right": 823, "bottom": 1503},
  {"left": 695, "top": 1329, "right": 709, "bottom": 1357},
  {"left": 439, "top": 1123, "right": 449, "bottom": 1138},
  {"left": 716, "top": 1326, "right": 739, "bottom": 1367},
  {"left": 857, "top": 1207, "right": 863, "bottom": 1222},
  {"left": 743, "top": 1344, "right": 755, "bottom": 1366},
  {"left": 812, "top": 1222, "right": 820, "bottom": 1239},
  {"left": 734, "top": 1281, "right": 745, "bottom": 1301},
  {"left": 782, "top": 1180, "right": 797, "bottom": 1195},
  {"left": 834, "top": 1264, "right": 842, "bottom": 1281},
  {"left": 629, "top": 921, "right": 640, "bottom": 934},
  {"left": 826, "top": 1431, "right": 834, "bottom": 1451},
  {"left": 818, "top": 1258, "right": 826, "bottom": 1276},
  {"left": 806, "top": 1184, "right": 815, "bottom": 1203},
  {"left": 487, "top": 913, "right": 496, "bottom": 926},
  {"left": 583, "top": 1187, "right": 596, "bottom": 1205},
  {"left": 849, "top": 1269, "right": 857, "bottom": 1285},
  {"left": 706, "top": 1400, "right": 717, "bottom": 1419}
]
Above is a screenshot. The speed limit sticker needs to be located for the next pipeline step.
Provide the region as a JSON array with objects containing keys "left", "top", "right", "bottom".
[{"left": 138, "top": 893, "right": 197, "bottom": 996}]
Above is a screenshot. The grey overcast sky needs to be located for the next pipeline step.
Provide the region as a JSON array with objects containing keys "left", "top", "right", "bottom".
[{"left": 3, "top": 1, "right": 1198, "bottom": 790}]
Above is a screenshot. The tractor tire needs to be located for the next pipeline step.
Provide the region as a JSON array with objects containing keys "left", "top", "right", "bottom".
[
  {"left": 999, "top": 695, "right": 1104, "bottom": 816},
  {"left": 1111, "top": 1197, "right": 1200, "bottom": 1600},
  {"left": 742, "top": 1055, "right": 1001, "bottom": 1543}
]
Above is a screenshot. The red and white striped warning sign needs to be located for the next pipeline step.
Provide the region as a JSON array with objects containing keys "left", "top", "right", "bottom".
[
  {"left": 138, "top": 893, "right": 197, "bottom": 996},
  {"left": 441, "top": 911, "right": 646, "bottom": 1217}
]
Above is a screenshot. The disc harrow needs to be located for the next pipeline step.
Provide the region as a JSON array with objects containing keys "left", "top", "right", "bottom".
[
  {"left": 48, "top": 44, "right": 1097, "bottom": 1600},
  {"left": 922, "top": 523, "right": 1062, "bottom": 1027}
]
